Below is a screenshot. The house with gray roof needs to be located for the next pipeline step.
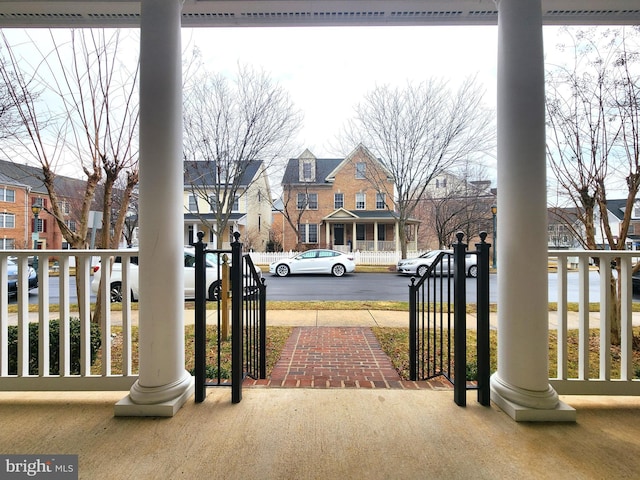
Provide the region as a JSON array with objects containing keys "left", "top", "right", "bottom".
[
  {"left": 183, "top": 160, "right": 271, "bottom": 251},
  {"left": 273, "top": 145, "right": 417, "bottom": 252}
]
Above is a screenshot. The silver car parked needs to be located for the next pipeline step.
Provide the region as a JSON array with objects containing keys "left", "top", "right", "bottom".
[{"left": 396, "top": 250, "right": 478, "bottom": 278}]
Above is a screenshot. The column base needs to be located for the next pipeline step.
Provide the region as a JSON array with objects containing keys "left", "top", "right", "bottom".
[
  {"left": 115, "top": 373, "right": 194, "bottom": 417},
  {"left": 490, "top": 374, "right": 576, "bottom": 422}
]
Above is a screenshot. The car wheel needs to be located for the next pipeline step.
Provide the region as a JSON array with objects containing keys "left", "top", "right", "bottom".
[
  {"left": 275, "top": 264, "right": 290, "bottom": 277},
  {"left": 110, "top": 282, "right": 123, "bottom": 303},
  {"left": 332, "top": 264, "right": 346, "bottom": 277},
  {"left": 468, "top": 265, "right": 478, "bottom": 278},
  {"left": 208, "top": 280, "right": 222, "bottom": 301},
  {"left": 417, "top": 265, "right": 428, "bottom": 277}
]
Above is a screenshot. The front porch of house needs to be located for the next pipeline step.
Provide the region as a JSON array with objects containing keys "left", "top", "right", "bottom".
[
  {"left": 1, "top": 388, "right": 638, "bottom": 478},
  {"left": 321, "top": 209, "right": 419, "bottom": 252}
]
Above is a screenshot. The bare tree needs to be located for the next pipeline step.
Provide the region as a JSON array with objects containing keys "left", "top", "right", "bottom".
[
  {"left": 546, "top": 26, "right": 640, "bottom": 344},
  {"left": 343, "top": 76, "right": 495, "bottom": 257},
  {"left": 416, "top": 162, "right": 495, "bottom": 249},
  {"left": 183, "top": 64, "right": 301, "bottom": 248},
  {"left": 0, "top": 29, "right": 139, "bottom": 320},
  {"left": 0, "top": 29, "right": 139, "bottom": 249}
]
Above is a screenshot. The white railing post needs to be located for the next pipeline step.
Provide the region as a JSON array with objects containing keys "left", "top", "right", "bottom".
[
  {"left": 578, "top": 255, "right": 590, "bottom": 380},
  {"left": 17, "top": 256, "right": 29, "bottom": 377},
  {"left": 0, "top": 256, "right": 8, "bottom": 376},
  {"left": 59, "top": 256, "right": 71, "bottom": 377},
  {"left": 38, "top": 253, "right": 50, "bottom": 376},
  {"left": 621, "top": 255, "right": 633, "bottom": 380},
  {"left": 599, "top": 257, "right": 611, "bottom": 380},
  {"left": 556, "top": 253, "right": 568, "bottom": 380}
]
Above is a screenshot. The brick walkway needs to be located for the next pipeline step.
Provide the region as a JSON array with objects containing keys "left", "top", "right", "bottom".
[{"left": 244, "top": 327, "right": 453, "bottom": 390}]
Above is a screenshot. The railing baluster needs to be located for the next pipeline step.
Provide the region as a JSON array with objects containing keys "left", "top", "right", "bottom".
[
  {"left": 599, "top": 257, "right": 611, "bottom": 381},
  {"left": 17, "top": 256, "right": 29, "bottom": 377},
  {"left": 557, "top": 253, "right": 568, "bottom": 380},
  {"left": 59, "top": 256, "right": 71, "bottom": 377},
  {"left": 38, "top": 254, "right": 50, "bottom": 376},
  {"left": 578, "top": 256, "right": 590, "bottom": 380},
  {"left": 0, "top": 257, "right": 8, "bottom": 376},
  {"left": 620, "top": 256, "right": 633, "bottom": 380}
]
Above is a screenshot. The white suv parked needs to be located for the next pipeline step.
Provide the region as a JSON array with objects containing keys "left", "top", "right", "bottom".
[{"left": 91, "top": 247, "right": 259, "bottom": 302}]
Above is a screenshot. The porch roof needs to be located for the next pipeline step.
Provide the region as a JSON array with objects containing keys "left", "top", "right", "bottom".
[
  {"left": 1, "top": 1, "right": 639, "bottom": 27},
  {"left": 184, "top": 212, "right": 246, "bottom": 224},
  {"left": 323, "top": 208, "right": 420, "bottom": 224}
]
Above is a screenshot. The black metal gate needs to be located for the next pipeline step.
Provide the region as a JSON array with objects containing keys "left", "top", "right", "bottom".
[
  {"left": 193, "top": 231, "right": 266, "bottom": 404},
  {"left": 409, "top": 232, "right": 491, "bottom": 406}
]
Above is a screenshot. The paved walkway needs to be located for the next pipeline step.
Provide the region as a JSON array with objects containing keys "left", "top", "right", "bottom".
[{"left": 244, "top": 325, "right": 453, "bottom": 390}]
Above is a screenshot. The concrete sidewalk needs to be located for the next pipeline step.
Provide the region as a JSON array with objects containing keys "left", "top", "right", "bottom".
[{"left": 8, "top": 308, "right": 640, "bottom": 330}]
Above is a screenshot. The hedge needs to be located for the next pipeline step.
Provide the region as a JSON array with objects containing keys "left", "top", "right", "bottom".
[{"left": 7, "top": 318, "right": 102, "bottom": 375}]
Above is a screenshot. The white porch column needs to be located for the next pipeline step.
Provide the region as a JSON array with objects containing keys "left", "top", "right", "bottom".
[
  {"left": 490, "top": 0, "right": 574, "bottom": 421},
  {"left": 115, "top": 0, "right": 193, "bottom": 417},
  {"left": 373, "top": 222, "right": 379, "bottom": 251},
  {"left": 352, "top": 223, "right": 357, "bottom": 251},
  {"left": 395, "top": 222, "right": 400, "bottom": 252},
  {"left": 325, "top": 222, "right": 330, "bottom": 248}
]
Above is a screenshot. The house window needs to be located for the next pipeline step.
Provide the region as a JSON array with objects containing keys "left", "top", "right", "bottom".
[
  {"left": 34, "top": 217, "right": 44, "bottom": 233},
  {"left": 302, "top": 161, "right": 313, "bottom": 181},
  {"left": 0, "top": 238, "right": 14, "bottom": 249},
  {"left": 232, "top": 196, "right": 239, "bottom": 212},
  {"left": 188, "top": 195, "right": 197, "bottom": 212},
  {"left": 355, "top": 192, "right": 366, "bottom": 210},
  {"left": 57, "top": 201, "right": 70, "bottom": 215},
  {"left": 356, "top": 224, "right": 365, "bottom": 241},
  {"left": 299, "top": 223, "right": 318, "bottom": 243},
  {"left": 355, "top": 162, "right": 366, "bottom": 179},
  {"left": 297, "top": 193, "right": 317, "bottom": 210},
  {"left": 376, "top": 193, "right": 385, "bottom": 209},
  {"left": 65, "top": 219, "right": 77, "bottom": 233},
  {"left": 32, "top": 197, "right": 45, "bottom": 208},
  {"left": 334, "top": 193, "right": 344, "bottom": 209},
  {"left": 378, "top": 226, "right": 386, "bottom": 241},
  {"left": 0, "top": 188, "right": 15, "bottom": 202},
  {"left": 0, "top": 213, "right": 15, "bottom": 228}
]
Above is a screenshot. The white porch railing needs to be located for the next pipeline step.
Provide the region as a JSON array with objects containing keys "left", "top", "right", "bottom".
[
  {"left": 1, "top": 248, "right": 639, "bottom": 395},
  {"left": 0, "top": 249, "right": 138, "bottom": 391},
  {"left": 549, "top": 250, "right": 640, "bottom": 395}
]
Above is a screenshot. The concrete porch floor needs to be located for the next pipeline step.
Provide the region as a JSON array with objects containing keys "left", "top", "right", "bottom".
[{"left": 1, "top": 390, "right": 639, "bottom": 479}]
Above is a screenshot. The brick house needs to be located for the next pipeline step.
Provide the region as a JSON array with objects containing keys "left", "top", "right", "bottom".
[
  {"left": 273, "top": 145, "right": 417, "bottom": 252},
  {"left": 0, "top": 160, "right": 94, "bottom": 250}
]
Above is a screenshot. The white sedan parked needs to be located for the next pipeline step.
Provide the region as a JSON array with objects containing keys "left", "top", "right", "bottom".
[{"left": 269, "top": 249, "right": 356, "bottom": 277}]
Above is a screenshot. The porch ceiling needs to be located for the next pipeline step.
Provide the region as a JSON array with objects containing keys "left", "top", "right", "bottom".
[{"left": 0, "top": 1, "right": 638, "bottom": 28}]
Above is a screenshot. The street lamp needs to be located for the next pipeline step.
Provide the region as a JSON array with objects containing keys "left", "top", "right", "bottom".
[
  {"left": 31, "top": 204, "right": 42, "bottom": 249},
  {"left": 491, "top": 204, "right": 497, "bottom": 269}
]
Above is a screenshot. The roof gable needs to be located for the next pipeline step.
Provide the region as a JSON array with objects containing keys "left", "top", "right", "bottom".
[{"left": 325, "top": 144, "right": 391, "bottom": 182}]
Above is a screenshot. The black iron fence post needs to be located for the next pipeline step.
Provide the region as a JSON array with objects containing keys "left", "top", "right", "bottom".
[
  {"left": 409, "top": 276, "right": 418, "bottom": 381},
  {"left": 453, "top": 232, "right": 467, "bottom": 407},
  {"left": 194, "top": 232, "right": 207, "bottom": 403},
  {"left": 259, "top": 277, "right": 267, "bottom": 379},
  {"left": 475, "top": 232, "right": 491, "bottom": 406},
  {"left": 231, "top": 232, "right": 243, "bottom": 404}
]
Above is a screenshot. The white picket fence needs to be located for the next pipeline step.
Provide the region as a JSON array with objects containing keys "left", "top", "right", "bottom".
[{"left": 248, "top": 250, "right": 427, "bottom": 266}]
